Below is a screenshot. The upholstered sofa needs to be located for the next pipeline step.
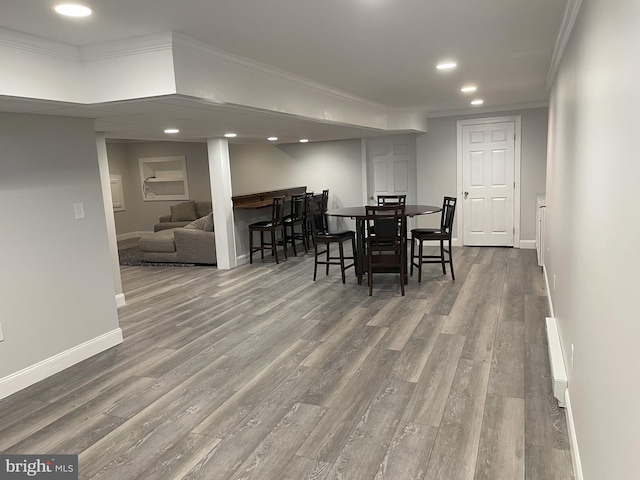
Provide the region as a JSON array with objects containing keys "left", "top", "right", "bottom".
[
  {"left": 154, "top": 201, "right": 212, "bottom": 232},
  {"left": 138, "top": 201, "right": 216, "bottom": 265}
]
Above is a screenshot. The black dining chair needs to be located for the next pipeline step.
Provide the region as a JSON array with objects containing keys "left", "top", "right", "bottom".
[
  {"left": 283, "top": 193, "right": 307, "bottom": 256},
  {"left": 365, "top": 204, "right": 406, "bottom": 296},
  {"left": 249, "top": 195, "right": 287, "bottom": 264},
  {"left": 310, "top": 197, "right": 356, "bottom": 284},
  {"left": 410, "top": 196, "right": 457, "bottom": 281}
]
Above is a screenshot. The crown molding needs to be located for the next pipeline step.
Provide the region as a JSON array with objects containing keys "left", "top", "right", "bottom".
[
  {"left": 546, "top": 0, "right": 584, "bottom": 91},
  {"left": 80, "top": 31, "right": 174, "bottom": 62},
  {"left": 0, "top": 26, "right": 79, "bottom": 61},
  {"left": 428, "top": 101, "right": 549, "bottom": 118}
]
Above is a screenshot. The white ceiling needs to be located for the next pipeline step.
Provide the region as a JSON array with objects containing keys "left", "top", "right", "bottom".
[{"left": 0, "top": 0, "right": 568, "bottom": 143}]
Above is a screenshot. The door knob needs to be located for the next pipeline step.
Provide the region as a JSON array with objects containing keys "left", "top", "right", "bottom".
[{"left": 464, "top": 191, "right": 469, "bottom": 199}]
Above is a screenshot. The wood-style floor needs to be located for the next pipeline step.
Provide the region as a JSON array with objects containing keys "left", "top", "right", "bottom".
[{"left": 0, "top": 246, "right": 574, "bottom": 479}]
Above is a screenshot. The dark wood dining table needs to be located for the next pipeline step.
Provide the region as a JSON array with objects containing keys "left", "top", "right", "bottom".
[{"left": 326, "top": 205, "right": 441, "bottom": 284}]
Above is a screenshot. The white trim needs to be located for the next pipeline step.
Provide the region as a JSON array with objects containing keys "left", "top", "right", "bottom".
[
  {"left": 429, "top": 101, "right": 548, "bottom": 119},
  {"left": 0, "top": 328, "right": 123, "bottom": 400},
  {"left": 545, "top": 317, "right": 568, "bottom": 407},
  {"left": 546, "top": 0, "right": 584, "bottom": 90},
  {"left": 456, "top": 115, "right": 522, "bottom": 248},
  {"left": 115, "top": 293, "right": 126, "bottom": 308},
  {"left": 519, "top": 239, "right": 536, "bottom": 249},
  {"left": 81, "top": 31, "right": 174, "bottom": 62},
  {"left": 0, "top": 26, "right": 79, "bottom": 61},
  {"left": 565, "top": 389, "right": 585, "bottom": 480},
  {"left": 543, "top": 264, "right": 556, "bottom": 318}
]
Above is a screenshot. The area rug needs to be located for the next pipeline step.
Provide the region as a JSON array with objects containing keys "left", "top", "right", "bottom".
[{"left": 118, "top": 247, "right": 196, "bottom": 267}]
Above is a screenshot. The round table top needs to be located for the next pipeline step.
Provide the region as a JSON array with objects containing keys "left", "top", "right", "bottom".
[{"left": 326, "top": 204, "right": 441, "bottom": 218}]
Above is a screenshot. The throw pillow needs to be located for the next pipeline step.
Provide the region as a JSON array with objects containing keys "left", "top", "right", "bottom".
[
  {"left": 170, "top": 201, "right": 197, "bottom": 222},
  {"left": 184, "top": 212, "right": 214, "bottom": 232}
]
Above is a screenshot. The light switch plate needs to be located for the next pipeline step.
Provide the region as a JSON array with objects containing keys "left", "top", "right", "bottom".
[{"left": 74, "top": 202, "right": 85, "bottom": 219}]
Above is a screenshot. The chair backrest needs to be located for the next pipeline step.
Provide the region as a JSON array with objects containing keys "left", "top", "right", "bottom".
[
  {"left": 309, "top": 196, "right": 328, "bottom": 236},
  {"left": 271, "top": 195, "right": 286, "bottom": 224},
  {"left": 377, "top": 194, "right": 407, "bottom": 206},
  {"left": 321, "top": 189, "right": 329, "bottom": 212},
  {"left": 440, "top": 196, "right": 457, "bottom": 234},
  {"left": 289, "top": 193, "right": 305, "bottom": 220},
  {"left": 365, "top": 204, "right": 405, "bottom": 244}
]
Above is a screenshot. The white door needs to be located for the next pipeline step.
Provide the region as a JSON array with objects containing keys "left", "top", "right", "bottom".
[
  {"left": 366, "top": 137, "right": 416, "bottom": 205},
  {"left": 461, "top": 121, "right": 515, "bottom": 246}
]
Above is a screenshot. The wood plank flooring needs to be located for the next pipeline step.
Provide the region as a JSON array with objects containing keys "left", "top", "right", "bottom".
[{"left": 0, "top": 246, "right": 574, "bottom": 479}]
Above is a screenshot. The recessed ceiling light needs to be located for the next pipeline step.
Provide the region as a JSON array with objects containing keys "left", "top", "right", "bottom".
[
  {"left": 267, "top": 136, "right": 278, "bottom": 142},
  {"left": 54, "top": 4, "right": 92, "bottom": 17},
  {"left": 471, "top": 99, "right": 484, "bottom": 106},
  {"left": 299, "top": 139, "right": 309, "bottom": 143},
  {"left": 164, "top": 128, "right": 179, "bottom": 134},
  {"left": 436, "top": 61, "right": 457, "bottom": 70},
  {"left": 461, "top": 85, "right": 477, "bottom": 93},
  {"left": 224, "top": 133, "right": 237, "bottom": 138}
]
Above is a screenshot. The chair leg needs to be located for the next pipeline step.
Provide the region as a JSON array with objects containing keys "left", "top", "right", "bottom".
[
  {"left": 339, "top": 241, "right": 346, "bottom": 284},
  {"left": 260, "top": 232, "right": 265, "bottom": 259},
  {"left": 440, "top": 239, "right": 446, "bottom": 274},
  {"left": 325, "top": 243, "right": 330, "bottom": 275},
  {"left": 249, "top": 230, "right": 254, "bottom": 264},
  {"left": 410, "top": 235, "right": 415, "bottom": 276},
  {"left": 272, "top": 229, "right": 279, "bottom": 264},
  {"left": 290, "top": 224, "right": 298, "bottom": 257},
  {"left": 281, "top": 226, "right": 288, "bottom": 259},
  {"left": 313, "top": 242, "right": 319, "bottom": 281},
  {"left": 351, "top": 236, "right": 357, "bottom": 278},
  {"left": 418, "top": 239, "right": 423, "bottom": 283},
  {"left": 448, "top": 238, "right": 455, "bottom": 281},
  {"left": 400, "top": 248, "right": 405, "bottom": 296}
]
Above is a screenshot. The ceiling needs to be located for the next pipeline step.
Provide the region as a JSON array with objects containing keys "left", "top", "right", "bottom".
[{"left": 0, "top": 0, "right": 568, "bottom": 143}]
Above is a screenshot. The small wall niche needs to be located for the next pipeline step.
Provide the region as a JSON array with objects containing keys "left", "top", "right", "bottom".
[{"left": 139, "top": 156, "right": 190, "bottom": 201}]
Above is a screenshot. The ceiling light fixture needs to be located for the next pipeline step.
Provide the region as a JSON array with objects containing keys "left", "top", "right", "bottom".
[
  {"left": 436, "top": 61, "right": 457, "bottom": 70},
  {"left": 471, "top": 99, "right": 484, "bottom": 106},
  {"left": 54, "top": 4, "right": 92, "bottom": 17},
  {"left": 164, "top": 128, "right": 179, "bottom": 134},
  {"left": 224, "top": 133, "right": 237, "bottom": 138},
  {"left": 461, "top": 85, "right": 477, "bottom": 93},
  {"left": 299, "top": 139, "right": 309, "bottom": 143},
  {"left": 267, "top": 136, "right": 278, "bottom": 141}
]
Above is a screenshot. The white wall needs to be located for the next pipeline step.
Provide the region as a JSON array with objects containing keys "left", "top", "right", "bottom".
[
  {"left": 229, "top": 140, "right": 363, "bottom": 257},
  {"left": 416, "top": 107, "right": 548, "bottom": 241},
  {"left": 546, "top": 0, "right": 640, "bottom": 478},
  {"left": 107, "top": 141, "right": 212, "bottom": 235},
  {"left": 0, "top": 113, "right": 121, "bottom": 392}
]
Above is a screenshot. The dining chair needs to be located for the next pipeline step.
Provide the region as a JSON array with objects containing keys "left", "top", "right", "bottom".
[
  {"left": 365, "top": 204, "right": 406, "bottom": 296},
  {"left": 283, "top": 193, "right": 307, "bottom": 256},
  {"left": 310, "top": 197, "right": 356, "bottom": 284},
  {"left": 249, "top": 195, "right": 287, "bottom": 264},
  {"left": 410, "top": 196, "right": 457, "bottom": 281},
  {"left": 376, "top": 194, "right": 407, "bottom": 206},
  {"left": 302, "top": 191, "right": 315, "bottom": 249},
  {"left": 321, "top": 189, "right": 329, "bottom": 212}
]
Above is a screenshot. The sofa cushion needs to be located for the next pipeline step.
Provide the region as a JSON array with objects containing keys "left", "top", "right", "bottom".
[
  {"left": 138, "top": 228, "right": 177, "bottom": 253},
  {"left": 185, "top": 212, "right": 214, "bottom": 232},
  {"left": 195, "top": 201, "right": 213, "bottom": 218},
  {"left": 170, "top": 201, "right": 197, "bottom": 222}
]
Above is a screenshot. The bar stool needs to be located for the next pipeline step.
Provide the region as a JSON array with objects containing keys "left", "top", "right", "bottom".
[
  {"left": 249, "top": 196, "right": 287, "bottom": 264},
  {"left": 410, "top": 196, "right": 457, "bottom": 281},
  {"left": 283, "top": 193, "right": 307, "bottom": 256}
]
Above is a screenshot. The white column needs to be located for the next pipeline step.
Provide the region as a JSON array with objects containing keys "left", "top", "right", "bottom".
[
  {"left": 96, "top": 133, "right": 126, "bottom": 307},
  {"left": 207, "top": 138, "right": 237, "bottom": 269}
]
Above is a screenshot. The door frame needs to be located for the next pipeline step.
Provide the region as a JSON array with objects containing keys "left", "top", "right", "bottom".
[{"left": 456, "top": 115, "right": 522, "bottom": 247}]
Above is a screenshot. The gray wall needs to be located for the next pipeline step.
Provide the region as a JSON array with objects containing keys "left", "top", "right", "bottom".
[
  {"left": 0, "top": 113, "right": 119, "bottom": 378},
  {"left": 107, "top": 141, "right": 211, "bottom": 234},
  {"left": 546, "top": 0, "right": 640, "bottom": 477},
  {"left": 416, "top": 107, "right": 548, "bottom": 241},
  {"left": 229, "top": 140, "right": 363, "bottom": 257}
]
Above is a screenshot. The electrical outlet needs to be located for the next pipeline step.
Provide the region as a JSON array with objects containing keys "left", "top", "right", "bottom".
[
  {"left": 74, "top": 202, "right": 85, "bottom": 220},
  {"left": 0, "top": 323, "right": 4, "bottom": 342}
]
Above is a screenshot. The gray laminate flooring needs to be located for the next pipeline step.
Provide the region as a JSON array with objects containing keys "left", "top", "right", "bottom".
[{"left": 0, "top": 246, "right": 574, "bottom": 479}]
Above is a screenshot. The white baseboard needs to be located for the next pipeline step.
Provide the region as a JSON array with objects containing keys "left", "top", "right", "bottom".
[
  {"left": 115, "top": 293, "right": 126, "bottom": 308},
  {"left": 545, "top": 317, "right": 567, "bottom": 407},
  {"left": 565, "top": 389, "right": 584, "bottom": 480},
  {"left": 519, "top": 239, "right": 536, "bottom": 249},
  {"left": 543, "top": 264, "right": 555, "bottom": 318},
  {"left": 0, "top": 328, "right": 123, "bottom": 400},
  {"left": 117, "top": 231, "right": 152, "bottom": 242}
]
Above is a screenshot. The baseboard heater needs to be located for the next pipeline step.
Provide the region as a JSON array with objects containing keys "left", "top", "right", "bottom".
[{"left": 545, "top": 317, "right": 568, "bottom": 407}]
